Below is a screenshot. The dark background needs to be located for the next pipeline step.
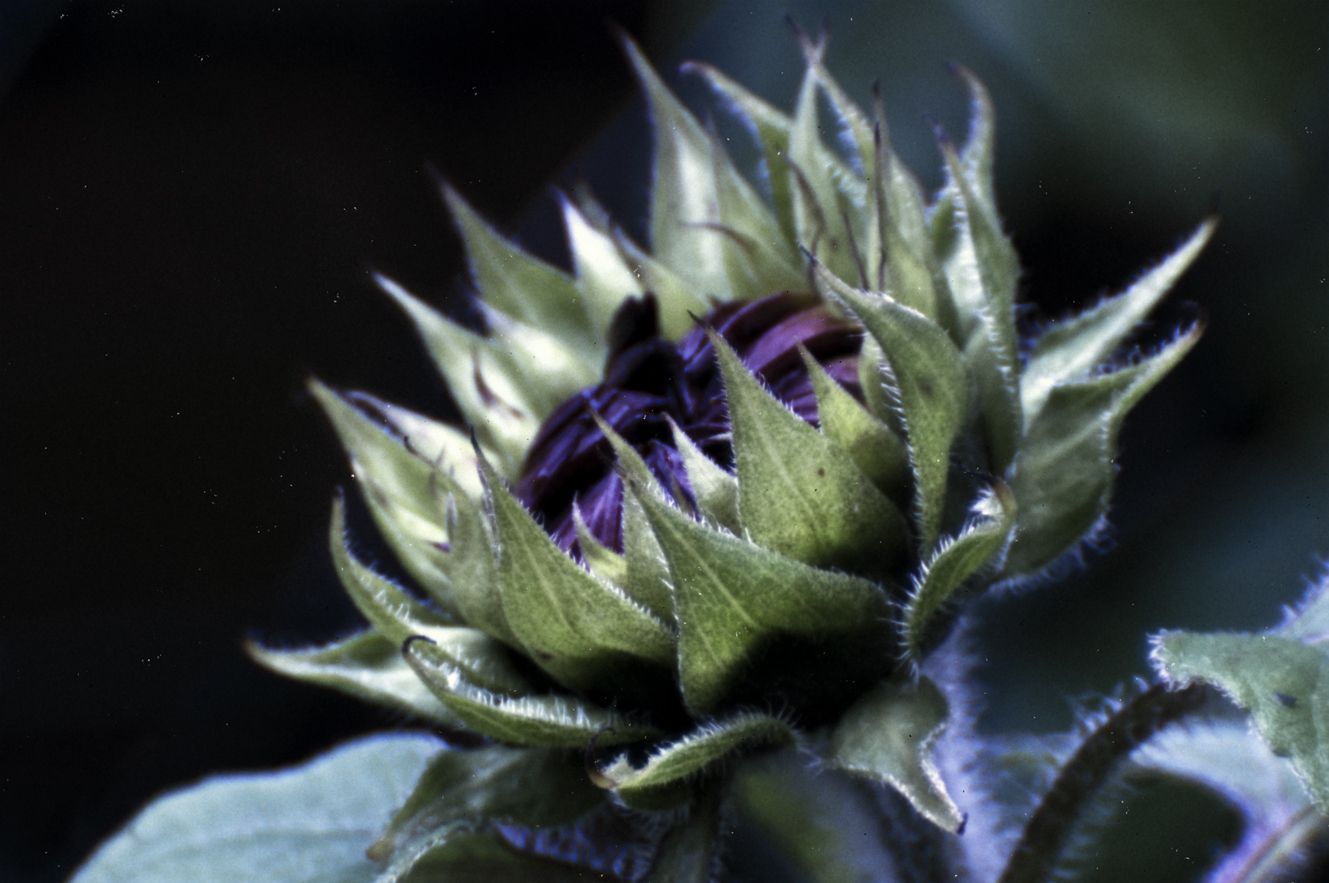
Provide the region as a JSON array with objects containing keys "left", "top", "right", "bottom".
[{"left": 1, "top": 2, "right": 1326, "bottom": 881}]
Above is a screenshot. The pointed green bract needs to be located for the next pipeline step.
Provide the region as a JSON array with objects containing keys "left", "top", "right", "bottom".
[
  {"left": 561, "top": 195, "right": 644, "bottom": 339},
  {"left": 404, "top": 639, "right": 657, "bottom": 748},
  {"left": 1152, "top": 631, "right": 1329, "bottom": 811},
  {"left": 631, "top": 478, "right": 884, "bottom": 714},
  {"left": 369, "top": 745, "right": 602, "bottom": 863},
  {"left": 817, "top": 266, "right": 970, "bottom": 550},
  {"left": 248, "top": 632, "right": 464, "bottom": 728},
  {"left": 384, "top": 829, "right": 594, "bottom": 883},
  {"left": 711, "top": 330, "right": 907, "bottom": 574},
  {"left": 573, "top": 505, "right": 628, "bottom": 588},
  {"left": 441, "top": 184, "right": 597, "bottom": 358},
  {"left": 901, "top": 483, "right": 1016, "bottom": 662},
  {"left": 1003, "top": 324, "right": 1201, "bottom": 577},
  {"left": 71, "top": 735, "right": 442, "bottom": 883},
  {"left": 620, "top": 483, "right": 677, "bottom": 624},
  {"left": 601, "top": 712, "right": 795, "bottom": 793},
  {"left": 668, "top": 415, "right": 740, "bottom": 533},
  {"left": 341, "top": 390, "right": 484, "bottom": 500},
  {"left": 827, "top": 677, "right": 965, "bottom": 833},
  {"left": 1021, "top": 219, "right": 1216, "bottom": 422},
  {"left": 436, "top": 471, "right": 517, "bottom": 645},
  {"left": 475, "top": 303, "right": 600, "bottom": 415},
  {"left": 481, "top": 456, "right": 675, "bottom": 689},
  {"left": 801, "top": 346, "right": 909, "bottom": 498},
  {"left": 611, "top": 230, "right": 713, "bottom": 339}
]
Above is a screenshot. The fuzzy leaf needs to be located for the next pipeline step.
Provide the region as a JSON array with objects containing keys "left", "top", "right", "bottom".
[
  {"left": 437, "top": 470, "right": 516, "bottom": 645},
  {"left": 441, "top": 184, "right": 596, "bottom": 357},
  {"left": 643, "top": 785, "right": 723, "bottom": 883},
  {"left": 1003, "top": 324, "right": 1201, "bottom": 577},
  {"left": 668, "top": 415, "right": 740, "bottom": 533},
  {"left": 817, "top": 266, "right": 970, "bottom": 550},
  {"left": 827, "top": 676, "right": 965, "bottom": 833},
  {"left": 369, "top": 745, "right": 602, "bottom": 863},
  {"left": 377, "top": 274, "right": 538, "bottom": 474},
  {"left": 561, "top": 195, "right": 644, "bottom": 339},
  {"left": 1021, "top": 219, "right": 1216, "bottom": 422},
  {"left": 620, "top": 483, "right": 677, "bottom": 624},
  {"left": 247, "top": 631, "right": 464, "bottom": 728},
  {"left": 70, "top": 734, "right": 442, "bottom": 883},
  {"left": 630, "top": 477, "right": 885, "bottom": 714},
  {"left": 404, "top": 639, "right": 658, "bottom": 748},
  {"left": 712, "top": 330, "right": 907, "bottom": 575},
  {"left": 328, "top": 498, "right": 529, "bottom": 696},
  {"left": 801, "top": 346, "right": 909, "bottom": 498},
  {"left": 311, "top": 381, "right": 457, "bottom": 610},
  {"left": 1152, "top": 630, "right": 1329, "bottom": 811},
  {"left": 473, "top": 303, "right": 600, "bottom": 415},
  {"left": 341, "top": 390, "right": 484, "bottom": 501},
  {"left": 482, "top": 456, "right": 675, "bottom": 690},
  {"left": 601, "top": 712, "right": 795, "bottom": 794},
  {"left": 381, "top": 829, "right": 593, "bottom": 883},
  {"left": 937, "top": 137, "right": 1023, "bottom": 473},
  {"left": 901, "top": 483, "right": 1016, "bottom": 662},
  {"left": 611, "top": 231, "right": 713, "bottom": 340},
  {"left": 573, "top": 505, "right": 628, "bottom": 588}
]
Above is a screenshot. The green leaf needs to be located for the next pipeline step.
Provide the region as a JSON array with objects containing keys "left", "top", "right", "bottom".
[
  {"left": 642, "top": 784, "right": 724, "bottom": 883},
  {"left": 310, "top": 381, "right": 457, "bottom": 611},
  {"left": 70, "top": 734, "right": 443, "bottom": 883},
  {"left": 611, "top": 231, "right": 712, "bottom": 340},
  {"left": 630, "top": 477, "right": 885, "bottom": 714},
  {"left": 385, "top": 829, "right": 594, "bottom": 883},
  {"left": 711, "top": 329, "right": 907, "bottom": 575},
  {"left": 620, "top": 481, "right": 677, "bottom": 624},
  {"left": 732, "top": 750, "right": 901, "bottom": 883},
  {"left": 473, "top": 302, "right": 600, "bottom": 416},
  {"left": 953, "top": 65, "right": 997, "bottom": 214},
  {"left": 441, "top": 183, "right": 597, "bottom": 359},
  {"left": 328, "top": 497, "right": 529, "bottom": 697},
  {"left": 377, "top": 274, "right": 538, "bottom": 475},
  {"left": 437, "top": 470, "right": 517, "bottom": 645},
  {"left": 561, "top": 195, "right": 644, "bottom": 340},
  {"left": 827, "top": 676, "right": 965, "bottom": 833},
  {"left": 600, "top": 712, "right": 795, "bottom": 794},
  {"left": 481, "top": 456, "right": 676, "bottom": 690},
  {"left": 800, "top": 345, "right": 909, "bottom": 499},
  {"left": 404, "top": 638, "right": 658, "bottom": 748},
  {"left": 816, "top": 266, "right": 970, "bottom": 550},
  {"left": 369, "top": 745, "right": 602, "bottom": 863},
  {"left": 1152, "top": 630, "right": 1329, "bottom": 811},
  {"left": 900, "top": 483, "right": 1016, "bottom": 662},
  {"left": 572, "top": 505, "right": 628, "bottom": 588},
  {"left": 1020, "top": 219, "right": 1216, "bottom": 422},
  {"left": 1003, "top": 324, "right": 1201, "bottom": 577},
  {"left": 247, "top": 631, "right": 464, "bottom": 728},
  {"left": 937, "top": 136, "right": 1023, "bottom": 473},
  {"left": 667, "top": 415, "right": 740, "bottom": 533}
]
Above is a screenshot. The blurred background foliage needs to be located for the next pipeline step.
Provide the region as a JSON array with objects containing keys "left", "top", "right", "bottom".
[{"left": 0, "top": 1, "right": 1325, "bottom": 881}]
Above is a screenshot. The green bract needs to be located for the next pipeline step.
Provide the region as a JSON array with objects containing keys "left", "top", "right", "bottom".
[{"left": 241, "top": 33, "right": 1211, "bottom": 881}]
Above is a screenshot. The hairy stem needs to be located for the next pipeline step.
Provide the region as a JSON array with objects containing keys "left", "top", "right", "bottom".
[{"left": 997, "top": 682, "right": 1209, "bottom": 883}]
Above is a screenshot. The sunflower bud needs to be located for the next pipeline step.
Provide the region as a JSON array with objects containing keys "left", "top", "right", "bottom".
[{"left": 249, "top": 30, "right": 1212, "bottom": 879}]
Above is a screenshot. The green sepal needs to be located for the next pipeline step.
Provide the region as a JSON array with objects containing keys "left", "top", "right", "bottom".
[
  {"left": 629, "top": 476, "right": 886, "bottom": 714},
  {"left": 611, "top": 231, "right": 713, "bottom": 340},
  {"left": 474, "top": 302, "right": 600, "bottom": 415},
  {"left": 667, "top": 415, "right": 740, "bottom": 533},
  {"left": 600, "top": 712, "right": 795, "bottom": 794},
  {"left": 900, "top": 483, "right": 1016, "bottom": 663},
  {"left": 826, "top": 676, "right": 965, "bottom": 833},
  {"left": 710, "top": 329, "right": 908, "bottom": 575},
  {"left": 310, "top": 381, "right": 456, "bottom": 611},
  {"left": 816, "top": 265, "right": 970, "bottom": 550},
  {"left": 642, "top": 784, "right": 723, "bottom": 883},
  {"left": 1002, "top": 323, "right": 1202, "bottom": 577},
  {"left": 441, "top": 183, "right": 597, "bottom": 359},
  {"left": 480, "top": 455, "right": 676, "bottom": 690},
  {"left": 329, "top": 497, "right": 530, "bottom": 696},
  {"left": 623, "top": 34, "right": 795, "bottom": 304},
  {"left": 368, "top": 745, "right": 603, "bottom": 864},
  {"left": 560, "top": 195, "right": 644, "bottom": 340},
  {"left": 404, "top": 638, "right": 659, "bottom": 748},
  {"left": 375, "top": 829, "right": 597, "bottom": 883},
  {"left": 246, "top": 631, "right": 465, "bottom": 729},
  {"left": 340, "top": 390, "right": 485, "bottom": 501},
  {"left": 937, "top": 136, "right": 1023, "bottom": 473},
  {"left": 953, "top": 65, "right": 997, "bottom": 214},
  {"left": 800, "top": 345, "right": 910, "bottom": 499},
  {"left": 1020, "top": 219, "right": 1216, "bottom": 422},
  {"left": 857, "top": 335, "right": 902, "bottom": 432},
  {"left": 620, "top": 483, "right": 677, "bottom": 625},
  {"left": 1152, "top": 630, "right": 1329, "bottom": 811},
  {"left": 685, "top": 61, "right": 798, "bottom": 247},
  {"left": 69, "top": 734, "right": 442, "bottom": 883},
  {"left": 377, "top": 274, "right": 538, "bottom": 475},
  {"left": 572, "top": 505, "right": 628, "bottom": 588},
  {"left": 436, "top": 470, "right": 517, "bottom": 645},
  {"left": 788, "top": 40, "right": 860, "bottom": 284}
]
